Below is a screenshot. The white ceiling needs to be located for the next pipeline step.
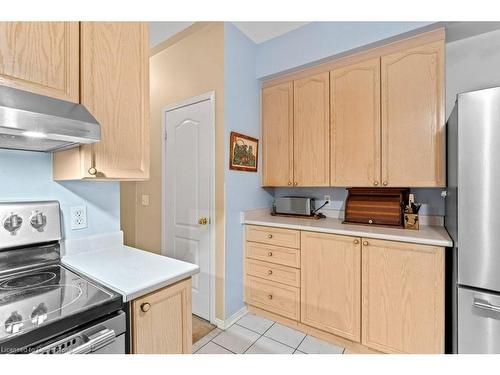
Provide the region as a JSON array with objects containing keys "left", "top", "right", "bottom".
[
  {"left": 232, "top": 22, "right": 309, "bottom": 44},
  {"left": 149, "top": 21, "right": 309, "bottom": 47}
]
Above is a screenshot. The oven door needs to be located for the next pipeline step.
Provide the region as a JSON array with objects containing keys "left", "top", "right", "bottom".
[{"left": 32, "top": 310, "right": 126, "bottom": 354}]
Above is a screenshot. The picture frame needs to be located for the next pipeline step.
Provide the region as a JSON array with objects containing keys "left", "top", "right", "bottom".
[{"left": 229, "top": 131, "right": 259, "bottom": 172}]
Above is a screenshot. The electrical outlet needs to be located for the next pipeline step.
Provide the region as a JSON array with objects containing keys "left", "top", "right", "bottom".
[
  {"left": 324, "top": 195, "right": 331, "bottom": 204},
  {"left": 70, "top": 205, "right": 87, "bottom": 230}
]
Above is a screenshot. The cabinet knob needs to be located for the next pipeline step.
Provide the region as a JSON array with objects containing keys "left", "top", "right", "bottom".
[
  {"left": 267, "top": 270, "right": 273, "bottom": 275},
  {"left": 368, "top": 219, "right": 373, "bottom": 224},
  {"left": 267, "top": 234, "right": 273, "bottom": 239},
  {"left": 88, "top": 167, "right": 97, "bottom": 176},
  {"left": 363, "top": 241, "right": 369, "bottom": 246},
  {"left": 354, "top": 239, "right": 359, "bottom": 245},
  {"left": 287, "top": 181, "right": 292, "bottom": 186},
  {"left": 267, "top": 251, "right": 273, "bottom": 257},
  {"left": 140, "top": 302, "right": 151, "bottom": 313},
  {"left": 373, "top": 181, "right": 379, "bottom": 186},
  {"left": 383, "top": 181, "right": 388, "bottom": 186},
  {"left": 293, "top": 181, "right": 298, "bottom": 186},
  {"left": 267, "top": 294, "right": 273, "bottom": 300}
]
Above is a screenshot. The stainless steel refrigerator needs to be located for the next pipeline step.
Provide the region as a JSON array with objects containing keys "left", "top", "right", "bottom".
[{"left": 447, "top": 86, "right": 500, "bottom": 353}]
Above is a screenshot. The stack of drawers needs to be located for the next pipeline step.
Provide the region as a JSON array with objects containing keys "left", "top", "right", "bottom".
[{"left": 244, "top": 225, "right": 301, "bottom": 320}]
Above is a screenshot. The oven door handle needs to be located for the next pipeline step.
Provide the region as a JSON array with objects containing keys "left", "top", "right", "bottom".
[{"left": 68, "top": 328, "right": 116, "bottom": 354}]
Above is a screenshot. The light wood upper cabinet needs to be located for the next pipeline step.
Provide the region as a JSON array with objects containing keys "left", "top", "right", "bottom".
[
  {"left": 381, "top": 40, "right": 445, "bottom": 187},
  {"left": 262, "top": 82, "right": 294, "bottom": 187},
  {"left": 330, "top": 58, "right": 381, "bottom": 187},
  {"left": 293, "top": 72, "right": 330, "bottom": 186},
  {"left": 301, "top": 232, "right": 361, "bottom": 342},
  {"left": 132, "top": 278, "right": 192, "bottom": 354},
  {"left": 53, "top": 22, "right": 150, "bottom": 181},
  {"left": 361, "top": 238, "right": 444, "bottom": 353},
  {"left": 0, "top": 22, "right": 79, "bottom": 102}
]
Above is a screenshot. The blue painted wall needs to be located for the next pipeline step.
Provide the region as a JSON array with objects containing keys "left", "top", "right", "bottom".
[
  {"left": 0, "top": 149, "right": 120, "bottom": 239},
  {"left": 224, "top": 23, "right": 273, "bottom": 317},
  {"left": 274, "top": 187, "right": 444, "bottom": 216},
  {"left": 256, "top": 21, "right": 434, "bottom": 78}
]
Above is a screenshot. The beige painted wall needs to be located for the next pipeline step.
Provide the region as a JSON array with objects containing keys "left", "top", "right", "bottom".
[{"left": 120, "top": 22, "right": 225, "bottom": 319}]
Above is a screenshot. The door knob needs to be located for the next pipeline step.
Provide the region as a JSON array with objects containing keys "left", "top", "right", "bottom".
[
  {"left": 198, "top": 217, "right": 208, "bottom": 225},
  {"left": 140, "top": 302, "right": 151, "bottom": 312}
]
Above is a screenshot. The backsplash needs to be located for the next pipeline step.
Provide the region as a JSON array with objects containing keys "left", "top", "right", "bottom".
[
  {"left": 0, "top": 149, "right": 120, "bottom": 239},
  {"left": 273, "top": 187, "right": 445, "bottom": 216}
]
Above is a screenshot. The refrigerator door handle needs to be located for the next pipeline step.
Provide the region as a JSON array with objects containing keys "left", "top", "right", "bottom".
[{"left": 473, "top": 298, "right": 500, "bottom": 313}]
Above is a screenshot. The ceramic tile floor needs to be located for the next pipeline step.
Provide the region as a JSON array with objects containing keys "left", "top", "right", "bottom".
[{"left": 193, "top": 313, "right": 345, "bottom": 354}]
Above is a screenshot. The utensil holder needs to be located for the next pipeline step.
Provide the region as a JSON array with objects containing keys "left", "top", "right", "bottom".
[{"left": 404, "top": 213, "right": 419, "bottom": 230}]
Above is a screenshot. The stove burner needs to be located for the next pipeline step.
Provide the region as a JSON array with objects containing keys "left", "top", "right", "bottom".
[{"left": 0, "top": 272, "right": 56, "bottom": 290}]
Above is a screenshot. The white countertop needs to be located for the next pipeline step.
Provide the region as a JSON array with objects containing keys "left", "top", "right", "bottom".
[
  {"left": 62, "top": 245, "right": 199, "bottom": 302},
  {"left": 244, "top": 212, "right": 453, "bottom": 247}
]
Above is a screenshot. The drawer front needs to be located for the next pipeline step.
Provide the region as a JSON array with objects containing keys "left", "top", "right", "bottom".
[
  {"left": 245, "top": 275, "right": 300, "bottom": 320},
  {"left": 245, "top": 225, "right": 300, "bottom": 248},
  {"left": 246, "top": 259, "right": 300, "bottom": 287},
  {"left": 246, "top": 241, "right": 300, "bottom": 268}
]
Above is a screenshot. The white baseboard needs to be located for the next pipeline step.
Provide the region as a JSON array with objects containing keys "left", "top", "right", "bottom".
[{"left": 212, "top": 306, "right": 248, "bottom": 330}]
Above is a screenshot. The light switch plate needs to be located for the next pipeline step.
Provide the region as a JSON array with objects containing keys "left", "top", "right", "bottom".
[
  {"left": 141, "top": 194, "right": 150, "bottom": 206},
  {"left": 70, "top": 205, "right": 87, "bottom": 230}
]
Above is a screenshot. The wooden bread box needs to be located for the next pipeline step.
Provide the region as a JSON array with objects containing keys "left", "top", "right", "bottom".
[{"left": 343, "top": 188, "right": 409, "bottom": 227}]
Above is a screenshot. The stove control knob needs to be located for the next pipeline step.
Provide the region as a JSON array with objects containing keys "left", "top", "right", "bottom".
[
  {"left": 3, "top": 214, "right": 23, "bottom": 235},
  {"left": 31, "top": 303, "right": 48, "bottom": 325},
  {"left": 4, "top": 311, "right": 24, "bottom": 334},
  {"left": 30, "top": 212, "right": 47, "bottom": 232}
]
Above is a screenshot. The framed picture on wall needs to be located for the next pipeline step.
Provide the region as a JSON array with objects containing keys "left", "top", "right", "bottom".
[{"left": 229, "top": 131, "right": 259, "bottom": 172}]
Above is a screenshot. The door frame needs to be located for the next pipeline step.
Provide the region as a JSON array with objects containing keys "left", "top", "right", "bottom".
[{"left": 161, "top": 91, "right": 216, "bottom": 324}]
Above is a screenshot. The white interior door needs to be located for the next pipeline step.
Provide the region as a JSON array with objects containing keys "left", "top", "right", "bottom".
[{"left": 164, "top": 97, "right": 212, "bottom": 320}]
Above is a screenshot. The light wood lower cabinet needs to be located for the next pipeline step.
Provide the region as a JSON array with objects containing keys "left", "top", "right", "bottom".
[
  {"left": 361, "top": 238, "right": 444, "bottom": 353},
  {"left": 132, "top": 278, "right": 192, "bottom": 354},
  {"left": 301, "top": 232, "right": 361, "bottom": 342},
  {"left": 244, "top": 225, "right": 445, "bottom": 354}
]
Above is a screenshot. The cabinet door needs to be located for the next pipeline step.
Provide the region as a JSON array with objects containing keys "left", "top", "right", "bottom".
[
  {"left": 80, "top": 22, "right": 150, "bottom": 180},
  {"left": 331, "top": 58, "right": 381, "bottom": 187},
  {"left": 361, "top": 238, "right": 444, "bottom": 353},
  {"left": 293, "top": 72, "right": 330, "bottom": 186},
  {"left": 381, "top": 40, "right": 445, "bottom": 187},
  {"left": 301, "top": 232, "right": 361, "bottom": 342},
  {"left": 262, "top": 82, "right": 294, "bottom": 186},
  {"left": 0, "top": 22, "right": 79, "bottom": 102},
  {"left": 132, "top": 278, "right": 192, "bottom": 354}
]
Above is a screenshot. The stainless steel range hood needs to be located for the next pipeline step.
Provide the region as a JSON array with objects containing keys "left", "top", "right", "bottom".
[{"left": 0, "top": 86, "right": 100, "bottom": 152}]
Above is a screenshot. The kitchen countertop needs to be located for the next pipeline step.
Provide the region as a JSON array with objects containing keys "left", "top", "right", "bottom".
[
  {"left": 62, "top": 245, "right": 199, "bottom": 302},
  {"left": 244, "top": 212, "right": 453, "bottom": 247}
]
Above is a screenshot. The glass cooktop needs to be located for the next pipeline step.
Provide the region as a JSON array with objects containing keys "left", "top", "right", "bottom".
[{"left": 0, "top": 264, "right": 117, "bottom": 343}]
